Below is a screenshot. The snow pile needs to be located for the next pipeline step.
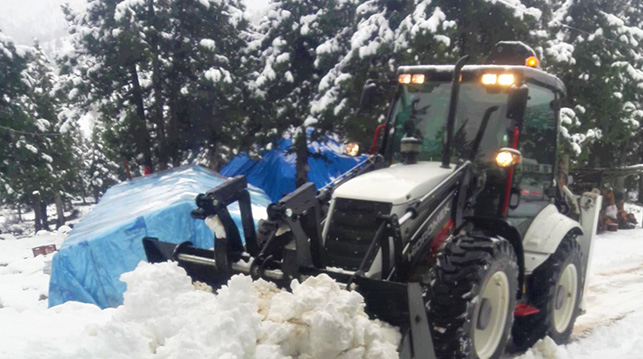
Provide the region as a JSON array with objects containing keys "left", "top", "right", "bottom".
[{"left": 0, "top": 261, "right": 400, "bottom": 359}]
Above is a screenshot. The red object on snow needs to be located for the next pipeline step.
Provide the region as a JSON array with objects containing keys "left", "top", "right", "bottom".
[
  {"left": 32, "top": 244, "right": 57, "bottom": 257},
  {"left": 144, "top": 166, "right": 152, "bottom": 175},
  {"left": 514, "top": 303, "right": 540, "bottom": 316}
]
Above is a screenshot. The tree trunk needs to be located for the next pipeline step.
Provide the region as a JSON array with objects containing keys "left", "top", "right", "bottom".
[
  {"left": 33, "top": 193, "right": 42, "bottom": 232},
  {"left": 55, "top": 192, "right": 65, "bottom": 229},
  {"left": 130, "top": 64, "right": 154, "bottom": 173},
  {"left": 81, "top": 186, "right": 87, "bottom": 205},
  {"left": 40, "top": 202, "right": 50, "bottom": 231},
  {"left": 169, "top": 102, "right": 180, "bottom": 167},
  {"left": 123, "top": 158, "right": 132, "bottom": 180},
  {"left": 148, "top": 0, "right": 167, "bottom": 170},
  {"left": 615, "top": 177, "right": 625, "bottom": 194},
  {"left": 457, "top": 0, "right": 471, "bottom": 56},
  {"left": 294, "top": 128, "right": 309, "bottom": 188},
  {"left": 168, "top": 83, "right": 181, "bottom": 167},
  {"left": 615, "top": 142, "right": 627, "bottom": 194},
  {"left": 588, "top": 145, "right": 596, "bottom": 169},
  {"left": 559, "top": 153, "right": 570, "bottom": 188}
]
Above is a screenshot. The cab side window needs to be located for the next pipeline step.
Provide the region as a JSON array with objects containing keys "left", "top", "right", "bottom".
[{"left": 508, "top": 84, "right": 557, "bottom": 233}]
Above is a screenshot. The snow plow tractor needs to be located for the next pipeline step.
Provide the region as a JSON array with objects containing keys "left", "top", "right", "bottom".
[{"left": 143, "top": 42, "right": 601, "bottom": 359}]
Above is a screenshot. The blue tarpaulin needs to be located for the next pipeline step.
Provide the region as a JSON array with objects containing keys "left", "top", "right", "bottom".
[
  {"left": 220, "top": 135, "right": 367, "bottom": 202},
  {"left": 48, "top": 165, "right": 271, "bottom": 308}
]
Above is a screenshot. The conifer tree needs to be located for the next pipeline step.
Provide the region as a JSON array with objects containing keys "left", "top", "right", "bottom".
[
  {"left": 244, "top": 0, "right": 359, "bottom": 186},
  {"left": 61, "top": 0, "right": 250, "bottom": 172}
]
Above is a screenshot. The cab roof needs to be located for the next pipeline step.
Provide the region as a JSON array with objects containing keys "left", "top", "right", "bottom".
[{"left": 397, "top": 64, "right": 566, "bottom": 96}]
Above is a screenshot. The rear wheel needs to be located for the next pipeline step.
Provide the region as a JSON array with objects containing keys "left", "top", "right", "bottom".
[
  {"left": 512, "top": 236, "right": 583, "bottom": 350},
  {"left": 428, "top": 233, "right": 518, "bottom": 359}
]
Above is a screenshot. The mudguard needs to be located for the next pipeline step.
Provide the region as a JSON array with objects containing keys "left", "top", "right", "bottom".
[{"left": 522, "top": 204, "right": 582, "bottom": 273}]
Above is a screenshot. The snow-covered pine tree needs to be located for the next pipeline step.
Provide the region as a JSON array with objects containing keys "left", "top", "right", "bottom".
[
  {"left": 311, "top": 0, "right": 456, "bottom": 147},
  {"left": 62, "top": 0, "right": 250, "bottom": 172},
  {"left": 0, "top": 31, "right": 31, "bottom": 210},
  {"left": 437, "top": 0, "right": 541, "bottom": 60},
  {"left": 24, "top": 42, "right": 80, "bottom": 228},
  {"left": 160, "top": 0, "right": 250, "bottom": 169},
  {"left": 543, "top": 0, "right": 643, "bottom": 180},
  {"left": 0, "top": 34, "right": 78, "bottom": 230},
  {"left": 60, "top": 0, "right": 155, "bottom": 173},
  {"left": 79, "top": 122, "right": 121, "bottom": 202},
  {"left": 245, "top": 0, "right": 359, "bottom": 186}
]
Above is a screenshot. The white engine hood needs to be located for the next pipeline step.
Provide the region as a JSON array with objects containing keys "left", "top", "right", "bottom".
[{"left": 332, "top": 162, "right": 454, "bottom": 205}]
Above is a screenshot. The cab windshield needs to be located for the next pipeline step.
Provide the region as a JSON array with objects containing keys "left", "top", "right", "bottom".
[{"left": 387, "top": 82, "right": 512, "bottom": 165}]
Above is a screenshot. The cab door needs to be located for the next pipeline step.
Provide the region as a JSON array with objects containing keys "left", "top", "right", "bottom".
[{"left": 507, "top": 84, "right": 559, "bottom": 235}]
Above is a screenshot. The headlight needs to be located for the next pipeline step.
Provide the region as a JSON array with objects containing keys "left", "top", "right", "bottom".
[
  {"left": 498, "top": 74, "right": 515, "bottom": 86},
  {"left": 481, "top": 73, "right": 515, "bottom": 86},
  {"left": 345, "top": 142, "right": 360, "bottom": 157},
  {"left": 481, "top": 74, "right": 497, "bottom": 85},
  {"left": 495, "top": 148, "right": 522, "bottom": 168}
]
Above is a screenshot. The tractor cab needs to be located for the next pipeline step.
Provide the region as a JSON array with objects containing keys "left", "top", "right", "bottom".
[{"left": 379, "top": 47, "right": 565, "bottom": 235}]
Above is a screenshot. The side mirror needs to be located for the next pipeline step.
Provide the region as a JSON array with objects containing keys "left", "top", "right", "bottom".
[
  {"left": 509, "top": 189, "right": 521, "bottom": 210},
  {"left": 506, "top": 84, "right": 529, "bottom": 124},
  {"left": 358, "top": 79, "right": 381, "bottom": 114}
]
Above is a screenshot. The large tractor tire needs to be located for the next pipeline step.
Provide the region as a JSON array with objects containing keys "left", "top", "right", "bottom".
[
  {"left": 512, "top": 236, "right": 583, "bottom": 350},
  {"left": 428, "top": 233, "right": 518, "bottom": 359}
]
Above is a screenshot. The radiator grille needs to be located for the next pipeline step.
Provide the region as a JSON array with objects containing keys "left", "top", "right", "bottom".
[{"left": 325, "top": 198, "right": 392, "bottom": 270}]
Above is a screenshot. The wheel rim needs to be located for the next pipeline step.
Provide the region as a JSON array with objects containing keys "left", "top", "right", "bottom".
[
  {"left": 474, "top": 271, "right": 510, "bottom": 359},
  {"left": 553, "top": 263, "right": 578, "bottom": 333}
]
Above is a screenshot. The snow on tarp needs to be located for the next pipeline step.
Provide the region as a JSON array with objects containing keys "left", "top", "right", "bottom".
[
  {"left": 220, "top": 134, "right": 367, "bottom": 202},
  {"left": 48, "top": 165, "right": 271, "bottom": 309}
]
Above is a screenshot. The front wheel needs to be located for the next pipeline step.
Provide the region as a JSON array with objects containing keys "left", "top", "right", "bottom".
[
  {"left": 512, "top": 236, "right": 583, "bottom": 350},
  {"left": 428, "top": 233, "right": 518, "bottom": 359}
]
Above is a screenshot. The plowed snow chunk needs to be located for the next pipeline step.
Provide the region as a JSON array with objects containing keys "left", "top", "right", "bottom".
[{"left": 259, "top": 274, "right": 400, "bottom": 358}]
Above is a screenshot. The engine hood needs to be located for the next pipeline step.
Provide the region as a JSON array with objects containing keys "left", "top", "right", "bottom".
[{"left": 332, "top": 162, "right": 454, "bottom": 205}]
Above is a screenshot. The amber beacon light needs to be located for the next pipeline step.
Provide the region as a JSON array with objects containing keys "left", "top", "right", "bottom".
[{"left": 525, "top": 56, "right": 539, "bottom": 68}]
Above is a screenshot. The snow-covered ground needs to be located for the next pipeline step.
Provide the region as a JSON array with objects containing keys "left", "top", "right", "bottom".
[
  {"left": 0, "top": 231, "right": 398, "bottom": 359},
  {"left": 1, "top": 227, "right": 643, "bottom": 358},
  {"left": 0, "top": 230, "right": 67, "bottom": 311}
]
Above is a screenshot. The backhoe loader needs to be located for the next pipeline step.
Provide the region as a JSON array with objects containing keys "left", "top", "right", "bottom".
[{"left": 143, "top": 42, "right": 601, "bottom": 359}]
